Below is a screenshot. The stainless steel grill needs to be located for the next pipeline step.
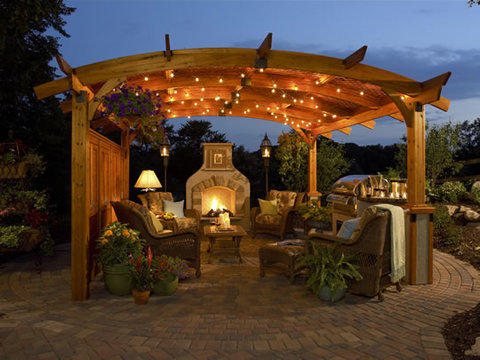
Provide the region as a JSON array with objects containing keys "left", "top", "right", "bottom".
[{"left": 327, "top": 174, "right": 389, "bottom": 233}]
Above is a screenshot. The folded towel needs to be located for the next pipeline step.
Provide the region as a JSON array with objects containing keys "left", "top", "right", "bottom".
[{"left": 374, "top": 204, "right": 406, "bottom": 283}]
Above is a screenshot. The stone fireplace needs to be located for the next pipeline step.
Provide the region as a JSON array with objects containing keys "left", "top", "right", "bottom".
[{"left": 186, "top": 143, "right": 250, "bottom": 228}]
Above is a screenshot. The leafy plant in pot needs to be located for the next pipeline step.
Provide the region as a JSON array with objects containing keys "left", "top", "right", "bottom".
[
  {"left": 152, "top": 255, "right": 189, "bottom": 296},
  {"left": 130, "top": 248, "right": 154, "bottom": 305},
  {"left": 299, "top": 244, "right": 362, "bottom": 302},
  {"left": 96, "top": 222, "right": 144, "bottom": 296},
  {"left": 298, "top": 200, "right": 331, "bottom": 232}
]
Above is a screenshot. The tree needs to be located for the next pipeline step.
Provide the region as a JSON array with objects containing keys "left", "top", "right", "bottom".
[
  {"left": 458, "top": 118, "right": 480, "bottom": 159},
  {"left": 393, "top": 122, "right": 462, "bottom": 184},
  {"left": 316, "top": 138, "right": 350, "bottom": 194},
  {"left": 468, "top": 0, "right": 479, "bottom": 6},
  {"left": 275, "top": 132, "right": 310, "bottom": 192},
  {"left": 0, "top": 1, "right": 75, "bottom": 215}
]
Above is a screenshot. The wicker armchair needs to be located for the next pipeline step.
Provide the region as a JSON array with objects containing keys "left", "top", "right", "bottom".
[
  {"left": 251, "top": 190, "right": 305, "bottom": 240},
  {"left": 306, "top": 206, "right": 401, "bottom": 301},
  {"left": 111, "top": 200, "right": 201, "bottom": 277},
  {"left": 138, "top": 192, "right": 200, "bottom": 234}
]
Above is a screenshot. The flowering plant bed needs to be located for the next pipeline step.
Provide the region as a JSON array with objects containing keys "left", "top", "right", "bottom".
[
  {"left": 130, "top": 248, "right": 154, "bottom": 292},
  {"left": 101, "top": 83, "right": 166, "bottom": 145}
]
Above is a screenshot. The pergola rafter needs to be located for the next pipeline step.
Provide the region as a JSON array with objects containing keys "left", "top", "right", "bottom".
[{"left": 34, "top": 33, "right": 451, "bottom": 301}]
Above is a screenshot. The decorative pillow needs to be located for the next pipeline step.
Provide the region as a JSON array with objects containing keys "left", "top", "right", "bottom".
[
  {"left": 337, "top": 218, "right": 360, "bottom": 239},
  {"left": 269, "top": 190, "right": 297, "bottom": 215},
  {"left": 148, "top": 210, "right": 164, "bottom": 233},
  {"left": 259, "top": 198, "right": 278, "bottom": 216},
  {"left": 163, "top": 199, "right": 185, "bottom": 218},
  {"left": 350, "top": 206, "right": 379, "bottom": 243}
]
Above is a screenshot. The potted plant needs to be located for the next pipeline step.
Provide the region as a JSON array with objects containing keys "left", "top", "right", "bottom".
[
  {"left": 152, "top": 255, "right": 188, "bottom": 296},
  {"left": 96, "top": 222, "right": 143, "bottom": 296},
  {"left": 298, "top": 200, "right": 331, "bottom": 231},
  {"left": 299, "top": 244, "right": 362, "bottom": 302},
  {"left": 130, "top": 248, "right": 154, "bottom": 305}
]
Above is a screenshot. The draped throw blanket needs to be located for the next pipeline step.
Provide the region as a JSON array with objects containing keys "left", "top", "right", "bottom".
[{"left": 374, "top": 204, "right": 406, "bottom": 282}]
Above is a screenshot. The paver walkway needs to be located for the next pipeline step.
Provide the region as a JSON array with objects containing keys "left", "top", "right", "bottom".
[{"left": 0, "top": 237, "right": 479, "bottom": 360}]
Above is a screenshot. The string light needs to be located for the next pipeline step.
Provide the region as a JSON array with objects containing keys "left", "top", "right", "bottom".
[
  {"left": 229, "top": 111, "right": 232, "bottom": 114},
  {"left": 259, "top": 68, "right": 264, "bottom": 72},
  {"left": 206, "top": 109, "right": 210, "bottom": 113},
  {"left": 235, "top": 100, "right": 239, "bottom": 104},
  {"left": 195, "top": 77, "right": 199, "bottom": 82},
  {"left": 135, "top": 92, "right": 139, "bottom": 96},
  {"left": 276, "top": 106, "right": 279, "bottom": 110},
  {"left": 187, "top": 116, "right": 191, "bottom": 119},
  {"left": 221, "top": 109, "right": 225, "bottom": 113},
  {"left": 315, "top": 80, "right": 319, "bottom": 85},
  {"left": 214, "top": 96, "right": 220, "bottom": 101},
  {"left": 224, "top": 101, "right": 229, "bottom": 105},
  {"left": 170, "top": 72, "right": 175, "bottom": 78},
  {"left": 194, "top": 102, "right": 198, "bottom": 106},
  {"left": 144, "top": 76, "right": 149, "bottom": 81},
  {"left": 236, "top": 93, "right": 240, "bottom": 97},
  {"left": 243, "top": 110, "right": 247, "bottom": 114},
  {"left": 271, "top": 89, "right": 275, "bottom": 93},
  {"left": 336, "top": 88, "right": 341, "bottom": 93},
  {"left": 181, "top": 101, "right": 184, "bottom": 104},
  {"left": 332, "top": 114, "right": 337, "bottom": 118},
  {"left": 360, "top": 91, "right": 364, "bottom": 96},
  {"left": 282, "top": 94, "right": 286, "bottom": 98},
  {"left": 167, "top": 109, "right": 171, "bottom": 113},
  {"left": 174, "top": 90, "right": 178, "bottom": 94},
  {"left": 241, "top": 73, "right": 245, "bottom": 78},
  {"left": 401, "top": 95, "right": 405, "bottom": 100},
  {"left": 201, "top": 87, "right": 205, "bottom": 92},
  {"left": 273, "top": 83, "right": 277, "bottom": 88},
  {"left": 310, "top": 96, "right": 314, "bottom": 100},
  {"left": 219, "top": 78, "right": 223, "bottom": 83},
  {"left": 156, "top": 93, "right": 159, "bottom": 96},
  {"left": 169, "top": 97, "right": 174, "bottom": 102},
  {"left": 300, "top": 99, "right": 304, "bottom": 104},
  {"left": 315, "top": 105, "right": 319, "bottom": 109},
  {"left": 185, "top": 92, "right": 189, "bottom": 97},
  {"left": 293, "top": 86, "right": 298, "bottom": 91},
  {"left": 200, "top": 97, "right": 204, "bottom": 102},
  {"left": 255, "top": 104, "right": 259, "bottom": 108},
  {"left": 267, "top": 107, "right": 270, "bottom": 111},
  {"left": 293, "top": 99, "right": 297, "bottom": 103},
  {"left": 323, "top": 113, "right": 327, "bottom": 117}
]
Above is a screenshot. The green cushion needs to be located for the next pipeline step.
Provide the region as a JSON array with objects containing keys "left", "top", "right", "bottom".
[
  {"left": 148, "top": 210, "right": 164, "bottom": 233},
  {"left": 162, "top": 199, "right": 185, "bottom": 218},
  {"left": 259, "top": 198, "right": 278, "bottom": 216}
]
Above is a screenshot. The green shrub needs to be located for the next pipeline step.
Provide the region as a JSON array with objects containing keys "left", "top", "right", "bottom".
[
  {"left": 435, "top": 181, "right": 467, "bottom": 203},
  {"left": 471, "top": 187, "right": 480, "bottom": 205},
  {"left": 0, "top": 225, "right": 31, "bottom": 248},
  {"left": 433, "top": 206, "right": 461, "bottom": 246}
]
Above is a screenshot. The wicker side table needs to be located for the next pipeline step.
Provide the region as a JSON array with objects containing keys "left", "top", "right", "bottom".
[{"left": 259, "top": 242, "right": 305, "bottom": 283}]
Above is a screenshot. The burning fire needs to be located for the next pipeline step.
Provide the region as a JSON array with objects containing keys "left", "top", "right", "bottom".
[{"left": 211, "top": 197, "right": 225, "bottom": 212}]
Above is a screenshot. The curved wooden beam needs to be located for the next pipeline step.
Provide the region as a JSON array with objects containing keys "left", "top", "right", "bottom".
[{"left": 34, "top": 48, "right": 432, "bottom": 100}]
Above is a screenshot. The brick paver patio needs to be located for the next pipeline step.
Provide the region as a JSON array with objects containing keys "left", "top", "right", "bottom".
[{"left": 1, "top": 236, "right": 479, "bottom": 359}]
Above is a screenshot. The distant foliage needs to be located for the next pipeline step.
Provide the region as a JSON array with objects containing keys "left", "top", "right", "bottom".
[
  {"left": 468, "top": 0, "right": 480, "bottom": 6},
  {"left": 275, "top": 132, "right": 310, "bottom": 192},
  {"left": 316, "top": 139, "right": 350, "bottom": 194}
]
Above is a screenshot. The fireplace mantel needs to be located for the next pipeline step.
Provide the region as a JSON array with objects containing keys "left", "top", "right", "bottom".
[{"left": 186, "top": 143, "right": 250, "bottom": 228}]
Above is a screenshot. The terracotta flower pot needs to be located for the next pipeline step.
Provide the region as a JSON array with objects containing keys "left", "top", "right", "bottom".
[{"left": 132, "top": 289, "right": 150, "bottom": 305}]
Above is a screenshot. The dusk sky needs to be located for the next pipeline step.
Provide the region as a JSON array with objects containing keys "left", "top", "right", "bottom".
[{"left": 55, "top": 1, "right": 479, "bottom": 150}]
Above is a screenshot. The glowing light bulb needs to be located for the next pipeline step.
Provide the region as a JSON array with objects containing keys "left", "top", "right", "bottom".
[
  {"left": 282, "top": 94, "right": 286, "bottom": 98},
  {"left": 255, "top": 104, "right": 259, "bottom": 108},
  {"left": 219, "top": 78, "right": 223, "bottom": 83},
  {"left": 194, "top": 102, "right": 198, "bottom": 106},
  {"left": 323, "top": 113, "right": 327, "bottom": 117},
  {"left": 293, "top": 99, "right": 297, "bottom": 103},
  {"left": 267, "top": 107, "right": 270, "bottom": 110},
  {"left": 174, "top": 90, "right": 178, "bottom": 94},
  {"left": 200, "top": 97, "right": 204, "bottom": 101},
  {"left": 156, "top": 93, "right": 159, "bottom": 96},
  {"left": 315, "top": 105, "right": 319, "bottom": 109},
  {"left": 273, "top": 83, "right": 277, "bottom": 88},
  {"left": 360, "top": 91, "right": 364, "bottom": 96},
  {"left": 332, "top": 114, "right": 337, "bottom": 118},
  {"left": 259, "top": 68, "right": 264, "bottom": 72},
  {"left": 241, "top": 73, "right": 245, "bottom": 78},
  {"left": 170, "top": 72, "right": 174, "bottom": 78},
  {"left": 135, "top": 92, "right": 139, "bottom": 96},
  {"left": 271, "top": 89, "right": 275, "bottom": 93},
  {"left": 236, "top": 93, "right": 240, "bottom": 97},
  {"left": 144, "top": 76, "right": 149, "bottom": 81},
  {"left": 300, "top": 99, "right": 304, "bottom": 103},
  {"left": 310, "top": 96, "right": 314, "bottom": 100},
  {"left": 201, "top": 87, "right": 205, "bottom": 92},
  {"left": 315, "top": 80, "right": 319, "bottom": 85},
  {"left": 195, "top": 77, "right": 199, "bottom": 82},
  {"left": 169, "top": 97, "right": 174, "bottom": 102},
  {"left": 181, "top": 101, "right": 184, "bottom": 104},
  {"left": 235, "top": 100, "right": 239, "bottom": 104},
  {"left": 336, "top": 88, "right": 341, "bottom": 93}
]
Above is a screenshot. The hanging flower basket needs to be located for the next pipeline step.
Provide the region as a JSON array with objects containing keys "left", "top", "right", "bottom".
[{"left": 100, "top": 84, "right": 166, "bottom": 145}]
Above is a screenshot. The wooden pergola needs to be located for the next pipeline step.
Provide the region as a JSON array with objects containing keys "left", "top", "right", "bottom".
[{"left": 35, "top": 33, "right": 450, "bottom": 301}]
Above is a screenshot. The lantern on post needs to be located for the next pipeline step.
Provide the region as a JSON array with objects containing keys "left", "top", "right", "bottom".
[
  {"left": 260, "top": 133, "right": 272, "bottom": 196},
  {"left": 159, "top": 132, "right": 170, "bottom": 192}
]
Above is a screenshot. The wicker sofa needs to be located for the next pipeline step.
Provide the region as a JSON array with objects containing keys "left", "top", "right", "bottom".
[
  {"left": 111, "top": 200, "right": 201, "bottom": 277},
  {"left": 251, "top": 190, "right": 305, "bottom": 240},
  {"left": 138, "top": 191, "right": 200, "bottom": 234},
  {"left": 306, "top": 206, "right": 401, "bottom": 301}
]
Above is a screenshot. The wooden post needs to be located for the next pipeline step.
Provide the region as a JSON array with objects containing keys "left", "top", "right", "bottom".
[
  {"left": 120, "top": 130, "right": 130, "bottom": 199},
  {"left": 71, "top": 90, "right": 90, "bottom": 301},
  {"left": 308, "top": 139, "right": 317, "bottom": 196},
  {"left": 404, "top": 102, "right": 434, "bottom": 284},
  {"left": 406, "top": 103, "right": 426, "bottom": 207}
]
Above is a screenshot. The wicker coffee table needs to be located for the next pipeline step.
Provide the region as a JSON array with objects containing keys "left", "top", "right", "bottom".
[{"left": 203, "top": 225, "right": 247, "bottom": 264}]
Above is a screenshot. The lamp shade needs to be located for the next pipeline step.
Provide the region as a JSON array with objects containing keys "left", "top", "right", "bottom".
[{"left": 134, "top": 170, "right": 162, "bottom": 189}]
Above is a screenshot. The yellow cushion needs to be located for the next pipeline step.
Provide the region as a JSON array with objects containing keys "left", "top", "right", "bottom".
[
  {"left": 259, "top": 198, "right": 278, "bottom": 216},
  {"left": 148, "top": 210, "right": 164, "bottom": 233}
]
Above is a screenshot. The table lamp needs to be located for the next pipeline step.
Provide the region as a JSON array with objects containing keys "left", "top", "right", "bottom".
[{"left": 134, "top": 170, "right": 162, "bottom": 192}]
